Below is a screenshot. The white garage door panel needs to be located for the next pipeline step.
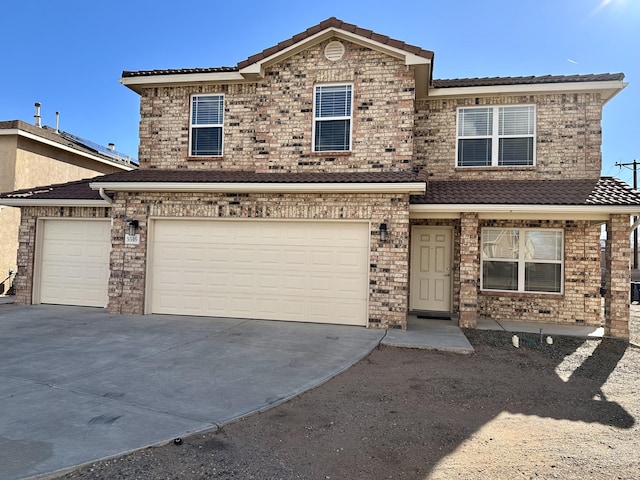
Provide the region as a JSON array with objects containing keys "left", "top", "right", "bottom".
[
  {"left": 150, "top": 220, "right": 369, "bottom": 325},
  {"left": 39, "top": 220, "right": 110, "bottom": 307}
]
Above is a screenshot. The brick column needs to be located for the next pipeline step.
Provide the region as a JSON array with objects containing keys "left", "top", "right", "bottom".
[
  {"left": 459, "top": 212, "right": 479, "bottom": 328},
  {"left": 605, "top": 214, "right": 630, "bottom": 339}
]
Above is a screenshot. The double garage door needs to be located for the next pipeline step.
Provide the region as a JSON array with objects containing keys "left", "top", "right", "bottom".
[{"left": 149, "top": 220, "right": 369, "bottom": 326}]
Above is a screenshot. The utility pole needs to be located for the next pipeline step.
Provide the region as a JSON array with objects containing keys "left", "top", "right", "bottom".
[{"left": 615, "top": 160, "right": 638, "bottom": 269}]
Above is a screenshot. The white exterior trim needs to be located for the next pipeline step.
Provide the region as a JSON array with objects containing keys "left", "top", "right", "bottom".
[
  {"left": 89, "top": 181, "right": 427, "bottom": 194},
  {"left": 0, "top": 129, "right": 136, "bottom": 171},
  {"left": 428, "top": 80, "right": 627, "bottom": 104},
  {"left": 410, "top": 204, "right": 638, "bottom": 219},
  {"left": 119, "top": 27, "right": 431, "bottom": 93},
  {"left": 0, "top": 199, "right": 110, "bottom": 207}
]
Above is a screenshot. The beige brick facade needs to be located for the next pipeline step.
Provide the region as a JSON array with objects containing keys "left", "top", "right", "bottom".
[
  {"left": 8, "top": 26, "right": 634, "bottom": 338},
  {"left": 106, "top": 191, "right": 410, "bottom": 328},
  {"left": 138, "top": 40, "right": 415, "bottom": 174},
  {"left": 14, "top": 206, "right": 111, "bottom": 304},
  {"left": 414, "top": 93, "right": 604, "bottom": 181}
]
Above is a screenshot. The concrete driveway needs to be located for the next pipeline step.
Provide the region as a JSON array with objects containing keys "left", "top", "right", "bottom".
[{"left": 0, "top": 304, "right": 384, "bottom": 480}]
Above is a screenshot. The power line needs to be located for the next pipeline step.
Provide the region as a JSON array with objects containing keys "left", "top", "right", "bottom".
[{"left": 616, "top": 160, "right": 639, "bottom": 269}]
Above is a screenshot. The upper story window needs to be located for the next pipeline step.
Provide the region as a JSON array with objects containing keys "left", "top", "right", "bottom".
[
  {"left": 190, "top": 94, "right": 224, "bottom": 156},
  {"left": 457, "top": 105, "right": 535, "bottom": 167},
  {"left": 313, "top": 84, "right": 353, "bottom": 152},
  {"left": 481, "top": 228, "right": 563, "bottom": 294}
]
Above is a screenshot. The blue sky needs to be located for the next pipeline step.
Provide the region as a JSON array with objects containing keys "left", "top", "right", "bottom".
[{"left": 2, "top": 0, "right": 638, "bottom": 183}]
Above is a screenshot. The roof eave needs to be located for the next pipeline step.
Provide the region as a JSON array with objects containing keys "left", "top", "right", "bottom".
[
  {"left": 0, "top": 199, "right": 110, "bottom": 207},
  {"left": 90, "top": 181, "right": 426, "bottom": 194},
  {"left": 427, "top": 79, "right": 627, "bottom": 103},
  {"left": 410, "top": 203, "right": 639, "bottom": 219},
  {"left": 0, "top": 129, "right": 136, "bottom": 171},
  {"left": 119, "top": 72, "right": 249, "bottom": 94}
]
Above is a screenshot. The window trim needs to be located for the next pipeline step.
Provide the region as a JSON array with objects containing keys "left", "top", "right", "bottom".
[
  {"left": 312, "top": 83, "right": 353, "bottom": 153},
  {"left": 480, "top": 227, "right": 564, "bottom": 294},
  {"left": 456, "top": 105, "right": 536, "bottom": 168},
  {"left": 189, "top": 93, "right": 224, "bottom": 157}
]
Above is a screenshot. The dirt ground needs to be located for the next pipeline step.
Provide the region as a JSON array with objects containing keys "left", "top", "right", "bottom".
[{"left": 59, "top": 312, "right": 640, "bottom": 480}]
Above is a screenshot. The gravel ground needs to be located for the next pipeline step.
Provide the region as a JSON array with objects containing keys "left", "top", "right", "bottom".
[{"left": 57, "top": 312, "right": 640, "bottom": 480}]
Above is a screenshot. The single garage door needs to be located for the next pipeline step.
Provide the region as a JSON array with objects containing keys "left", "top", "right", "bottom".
[
  {"left": 38, "top": 219, "right": 111, "bottom": 307},
  {"left": 150, "top": 219, "right": 369, "bottom": 325}
]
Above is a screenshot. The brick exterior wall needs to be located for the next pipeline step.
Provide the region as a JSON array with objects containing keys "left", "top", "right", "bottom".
[
  {"left": 414, "top": 93, "right": 604, "bottom": 180},
  {"left": 605, "top": 214, "right": 630, "bottom": 338},
  {"left": 107, "top": 191, "right": 410, "bottom": 329},
  {"left": 477, "top": 220, "right": 602, "bottom": 326},
  {"left": 10, "top": 34, "right": 631, "bottom": 338},
  {"left": 137, "top": 39, "right": 415, "bottom": 173},
  {"left": 13, "top": 206, "right": 111, "bottom": 305}
]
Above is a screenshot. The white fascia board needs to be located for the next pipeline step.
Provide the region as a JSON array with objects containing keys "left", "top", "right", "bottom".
[
  {"left": 239, "top": 28, "right": 431, "bottom": 76},
  {"left": 0, "top": 199, "right": 110, "bottom": 207},
  {"left": 119, "top": 72, "right": 248, "bottom": 90},
  {"left": 410, "top": 203, "right": 638, "bottom": 219},
  {"left": 428, "top": 80, "right": 626, "bottom": 103},
  {"left": 90, "top": 181, "right": 426, "bottom": 194},
  {"left": 0, "top": 129, "right": 136, "bottom": 171}
]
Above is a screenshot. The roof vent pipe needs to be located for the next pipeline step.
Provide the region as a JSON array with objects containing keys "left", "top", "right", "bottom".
[
  {"left": 34, "top": 102, "right": 42, "bottom": 127},
  {"left": 55, "top": 111, "right": 60, "bottom": 134},
  {"left": 107, "top": 143, "right": 115, "bottom": 151}
]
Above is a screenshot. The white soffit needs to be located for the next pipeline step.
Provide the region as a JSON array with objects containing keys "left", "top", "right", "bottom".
[
  {"left": 90, "top": 181, "right": 427, "bottom": 194},
  {"left": 410, "top": 203, "right": 639, "bottom": 220},
  {"left": 428, "top": 80, "right": 627, "bottom": 103}
]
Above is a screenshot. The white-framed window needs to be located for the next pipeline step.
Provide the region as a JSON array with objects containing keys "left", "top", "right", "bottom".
[
  {"left": 481, "top": 228, "right": 563, "bottom": 293},
  {"left": 190, "top": 94, "right": 224, "bottom": 156},
  {"left": 313, "top": 84, "right": 353, "bottom": 152},
  {"left": 457, "top": 105, "right": 535, "bottom": 167}
]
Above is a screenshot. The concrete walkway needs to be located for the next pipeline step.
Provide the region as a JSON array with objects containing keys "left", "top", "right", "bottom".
[
  {"left": 382, "top": 315, "right": 474, "bottom": 353},
  {"left": 0, "top": 304, "right": 385, "bottom": 480}
]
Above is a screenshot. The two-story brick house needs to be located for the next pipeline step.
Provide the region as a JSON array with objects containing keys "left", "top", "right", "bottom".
[{"left": 2, "top": 18, "right": 638, "bottom": 338}]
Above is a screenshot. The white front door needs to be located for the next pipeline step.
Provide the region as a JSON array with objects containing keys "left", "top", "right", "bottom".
[{"left": 410, "top": 226, "right": 452, "bottom": 312}]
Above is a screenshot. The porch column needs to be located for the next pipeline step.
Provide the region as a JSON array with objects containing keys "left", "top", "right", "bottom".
[
  {"left": 459, "top": 212, "right": 479, "bottom": 328},
  {"left": 605, "top": 214, "right": 630, "bottom": 339}
]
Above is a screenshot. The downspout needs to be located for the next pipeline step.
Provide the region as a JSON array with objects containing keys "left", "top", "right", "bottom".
[
  {"left": 98, "top": 188, "right": 113, "bottom": 204},
  {"left": 631, "top": 216, "right": 640, "bottom": 235}
]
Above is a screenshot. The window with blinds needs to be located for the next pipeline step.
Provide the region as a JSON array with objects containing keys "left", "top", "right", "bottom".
[
  {"left": 457, "top": 105, "right": 535, "bottom": 167},
  {"left": 190, "top": 94, "right": 224, "bottom": 156},
  {"left": 313, "top": 84, "right": 352, "bottom": 152},
  {"left": 481, "top": 228, "right": 563, "bottom": 293}
]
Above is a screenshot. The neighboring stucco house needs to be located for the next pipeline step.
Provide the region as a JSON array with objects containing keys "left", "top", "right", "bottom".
[
  {"left": 0, "top": 118, "right": 136, "bottom": 294},
  {"left": 1, "top": 18, "right": 638, "bottom": 338}
]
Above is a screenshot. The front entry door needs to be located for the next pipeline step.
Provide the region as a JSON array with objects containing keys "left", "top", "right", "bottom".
[{"left": 410, "top": 227, "right": 452, "bottom": 312}]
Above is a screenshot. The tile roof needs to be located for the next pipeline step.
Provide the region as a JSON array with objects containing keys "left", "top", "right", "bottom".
[
  {"left": 410, "top": 177, "right": 640, "bottom": 206},
  {"left": 432, "top": 73, "right": 625, "bottom": 88},
  {"left": 0, "top": 178, "right": 105, "bottom": 201},
  {"left": 122, "top": 17, "right": 434, "bottom": 79},
  {"left": 236, "top": 17, "right": 433, "bottom": 70},
  {"left": 1, "top": 170, "right": 423, "bottom": 201},
  {"left": 4, "top": 173, "right": 637, "bottom": 208},
  {"left": 92, "top": 169, "right": 424, "bottom": 184}
]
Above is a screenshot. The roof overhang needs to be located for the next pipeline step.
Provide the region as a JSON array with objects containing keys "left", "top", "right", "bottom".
[
  {"left": 120, "top": 26, "right": 432, "bottom": 96},
  {"left": 90, "top": 181, "right": 426, "bottom": 194},
  {"left": 427, "top": 79, "right": 627, "bottom": 104},
  {"left": 0, "top": 129, "right": 136, "bottom": 171},
  {"left": 410, "top": 203, "right": 639, "bottom": 220},
  {"left": 0, "top": 199, "right": 110, "bottom": 207}
]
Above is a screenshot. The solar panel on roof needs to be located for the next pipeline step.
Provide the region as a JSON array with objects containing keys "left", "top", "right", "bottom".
[{"left": 58, "top": 131, "right": 136, "bottom": 165}]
